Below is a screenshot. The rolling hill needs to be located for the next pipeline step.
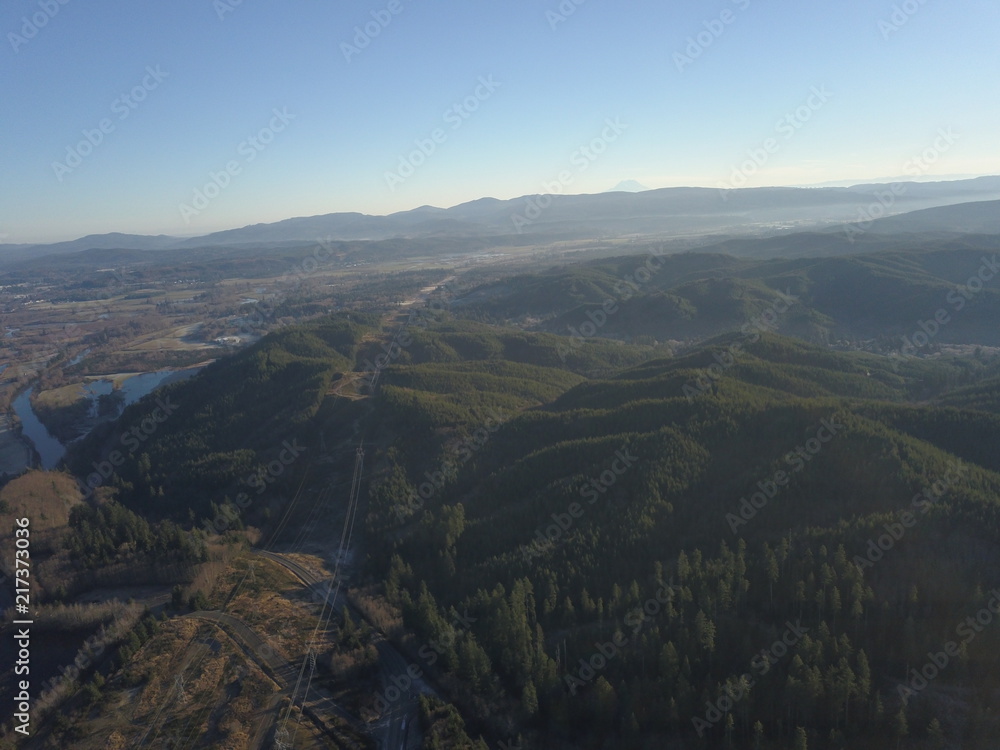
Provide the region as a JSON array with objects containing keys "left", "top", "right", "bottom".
[
  {"left": 365, "top": 329, "right": 1000, "bottom": 748},
  {"left": 452, "top": 245, "right": 1000, "bottom": 350}
]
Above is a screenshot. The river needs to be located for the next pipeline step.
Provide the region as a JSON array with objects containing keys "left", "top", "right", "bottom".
[{"left": 10, "top": 368, "right": 202, "bottom": 472}]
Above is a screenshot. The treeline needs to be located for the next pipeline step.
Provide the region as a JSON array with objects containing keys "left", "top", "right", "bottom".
[
  {"left": 367, "top": 319, "right": 658, "bottom": 376},
  {"left": 64, "top": 500, "right": 206, "bottom": 569}
]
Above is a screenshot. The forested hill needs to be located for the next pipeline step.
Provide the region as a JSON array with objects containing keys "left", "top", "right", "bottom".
[
  {"left": 67, "top": 314, "right": 656, "bottom": 526},
  {"left": 453, "top": 245, "right": 1000, "bottom": 348},
  {"left": 66, "top": 314, "right": 380, "bottom": 521},
  {"left": 61, "top": 303, "right": 1000, "bottom": 748},
  {"left": 366, "top": 329, "right": 1000, "bottom": 748}
]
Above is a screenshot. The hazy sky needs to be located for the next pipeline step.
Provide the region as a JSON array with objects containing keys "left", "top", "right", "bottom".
[{"left": 2, "top": 0, "right": 998, "bottom": 242}]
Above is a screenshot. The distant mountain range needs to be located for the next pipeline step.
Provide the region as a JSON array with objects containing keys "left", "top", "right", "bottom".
[{"left": 3, "top": 176, "right": 1000, "bottom": 266}]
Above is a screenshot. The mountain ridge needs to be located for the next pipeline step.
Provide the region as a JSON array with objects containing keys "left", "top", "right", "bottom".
[{"left": 5, "top": 176, "right": 1000, "bottom": 264}]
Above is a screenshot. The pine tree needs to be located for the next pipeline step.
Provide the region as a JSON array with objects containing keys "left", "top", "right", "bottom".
[
  {"left": 855, "top": 650, "right": 872, "bottom": 708},
  {"left": 765, "top": 545, "right": 780, "bottom": 610},
  {"left": 522, "top": 681, "right": 539, "bottom": 718},
  {"left": 927, "top": 717, "right": 945, "bottom": 749},
  {"left": 591, "top": 677, "right": 617, "bottom": 732},
  {"left": 893, "top": 705, "right": 909, "bottom": 749},
  {"left": 694, "top": 609, "right": 716, "bottom": 656}
]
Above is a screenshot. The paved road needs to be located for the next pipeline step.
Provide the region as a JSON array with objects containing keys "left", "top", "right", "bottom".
[{"left": 373, "top": 641, "right": 420, "bottom": 750}]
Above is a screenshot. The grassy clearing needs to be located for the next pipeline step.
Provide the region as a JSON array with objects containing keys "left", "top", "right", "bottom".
[
  {"left": 21, "top": 617, "right": 281, "bottom": 750},
  {"left": 211, "top": 554, "right": 333, "bottom": 664},
  {"left": 125, "top": 324, "right": 223, "bottom": 353},
  {"left": 6, "top": 551, "right": 344, "bottom": 749},
  {"left": 33, "top": 383, "right": 88, "bottom": 410},
  {"left": 0, "top": 470, "right": 82, "bottom": 530}
]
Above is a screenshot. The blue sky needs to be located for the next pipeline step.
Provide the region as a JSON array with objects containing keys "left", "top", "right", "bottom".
[{"left": 2, "top": 0, "right": 998, "bottom": 242}]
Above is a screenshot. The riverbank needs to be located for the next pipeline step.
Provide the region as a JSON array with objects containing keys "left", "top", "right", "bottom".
[
  {"left": 0, "top": 412, "right": 34, "bottom": 479},
  {"left": 8, "top": 363, "right": 211, "bottom": 478}
]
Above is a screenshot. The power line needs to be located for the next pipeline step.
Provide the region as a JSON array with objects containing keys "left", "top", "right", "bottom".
[{"left": 279, "top": 443, "right": 365, "bottom": 739}]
